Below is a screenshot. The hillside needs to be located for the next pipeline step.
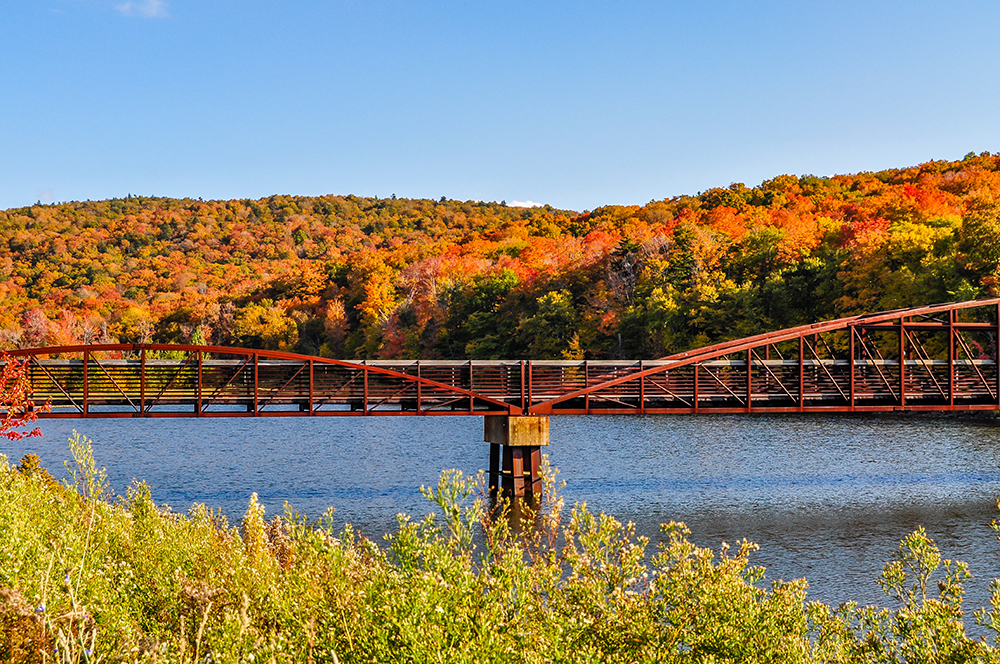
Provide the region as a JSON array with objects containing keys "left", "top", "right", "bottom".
[{"left": 3, "top": 153, "right": 1000, "bottom": 359}]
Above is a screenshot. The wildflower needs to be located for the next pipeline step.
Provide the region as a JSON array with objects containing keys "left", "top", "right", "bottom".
[
  {"left": 64, "top": 572, "right": 71, "bottom": 585},
  {"left": 35, "top": 604, "right": 44, "bottom": 612}
]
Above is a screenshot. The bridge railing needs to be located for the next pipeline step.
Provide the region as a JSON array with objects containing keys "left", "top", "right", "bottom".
[{"left": 5, "top": 299, "right": 1000, "bottom": 417}]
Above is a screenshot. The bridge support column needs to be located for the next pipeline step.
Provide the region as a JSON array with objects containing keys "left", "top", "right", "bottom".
[{"left": 484, "top": 415, "right": 549, "bottom": 498}]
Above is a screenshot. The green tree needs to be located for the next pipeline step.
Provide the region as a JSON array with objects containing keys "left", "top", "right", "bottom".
[
  {"left": 441, "top": 270, "right": 521, "bottom": 359},
  {"left": 518, "top": 289, "right": 580, "bottom": 358}
]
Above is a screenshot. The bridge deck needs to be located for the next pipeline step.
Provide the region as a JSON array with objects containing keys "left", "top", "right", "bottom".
[{"left": 5, "top": 298, "right": 1000, "bottom": 417}]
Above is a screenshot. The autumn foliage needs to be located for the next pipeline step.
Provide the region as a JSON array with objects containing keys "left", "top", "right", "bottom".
[
  {"left": 3, "top": 153, "right": 1000, "bottom": 359},
  {"left": 0, "top": 354, "right": 45, "bottom": 440}
]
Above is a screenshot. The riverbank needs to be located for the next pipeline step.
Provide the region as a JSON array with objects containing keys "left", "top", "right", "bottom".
[{"left": 2, "top": 434, "right": 999, "bottom": 662}]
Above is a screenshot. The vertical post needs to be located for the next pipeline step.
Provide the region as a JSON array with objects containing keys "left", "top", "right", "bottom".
[
  {"left": 813, "top": 334, "right": 819, "bottom": 407},
  {"left": 584, "top": 361, "right": 590, "bottom": 412},
  {"left": 693, "top": 364, "right": 699, "bottom": 413},
  {"left": 949, "top": 310, "right": 955, "bottom": 407},
  {"left": 639, "top": 360, "right": 645, "bottom": 413},
  {"left": 489, "top": 442, "right": 501, "bottom": 495},
  {"left": 309, "top": 360, "right": 315, "bottom": 414},
  {"left": 197, "top": 351, "right": 203, "bottom": 416},
  {"left": 468, "top": 360, "right": 474, "bottom": 413},
  {"left": 511, "top": 447, "right": 525, "bottom": 497},
  {"left": 502, "top": 445, "right": 514, "bottom": 496},
  {"left": 140, "top": 348, "right": 146, "bottom": 416},
  {"left": 83, "top": 350, "right": 90, "bottom": 418},
  {"left": 363, "top": 367, "right": 369, "bottom": 414},
  {"left": 798, "top": 336, "right": 804, "bottom": 411},
  {"left": 416, "top": 362, "right": 422, "bottom": 414},
  {"left": 528, "top": 447, "right": 543, "bottom": 495},
  {"left": 519, "top": 361, "right": 525, "bottom": 413},
  {"left": 527, "top": 361, "right": 533, "bottom": 411},
  {"left": 899, "top": 317, "right": 906, "bottom": 408},
  {"left": 253, "top": 352, "right": 259, "bottom": 415},
  {"left": 849, "top": 326, "right": 855, "bottom": 411},
  {"left": 746, "top": 349, "right": 752, "bottom": 412}
]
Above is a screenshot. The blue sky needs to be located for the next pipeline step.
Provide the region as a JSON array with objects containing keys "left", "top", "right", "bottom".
[{"left": 3, "top": 1, "right": 999, "bottom": 212}]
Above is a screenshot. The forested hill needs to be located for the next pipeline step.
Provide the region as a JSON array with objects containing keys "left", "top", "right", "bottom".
[{"left": 4, "top": 153, "right": 1000, "bottom": 359}]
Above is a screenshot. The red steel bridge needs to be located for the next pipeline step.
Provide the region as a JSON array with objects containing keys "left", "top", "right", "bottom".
[
  {"left": 6, "top": 298, "right": 1000, "bottom": 495},
  {"left": 6, "top": 298, "right": 1000, "bottom": 419}
]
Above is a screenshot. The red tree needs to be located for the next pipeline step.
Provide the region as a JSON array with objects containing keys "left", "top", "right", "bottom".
[{"left": 1, "top": 353, "right": 48, "bottom": 440}]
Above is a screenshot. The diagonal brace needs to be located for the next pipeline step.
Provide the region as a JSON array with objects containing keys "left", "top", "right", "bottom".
[
  {"left": 257, "top": 363, "right": 307, "bottom": 410},
  {"left": 28, "top": 357, "right": 84, "bottom": 413},
  {"left": 200, "top": 356, "right": 254, "bottom": 410},
  {"left": 89, "top": 354, "right": 139, "bottom": 412}
]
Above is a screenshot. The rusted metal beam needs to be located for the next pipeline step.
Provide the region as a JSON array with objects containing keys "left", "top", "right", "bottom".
[
  {"left": 849, "top": 326, "right": 856, "bottom": 410},
  {"left": 899, "top": 316, "right": 906, "bottom": 407},
  {"left": 312, "top": 372, "right": 362, "bottom": 410},
  {"left": 197, "top": 351, "right": 203, "bottom": 416},
  {"left": 416, "top": 362, "right": 422, "bottom": 414},
  {"left": 253, "top": 353, "right": 259, "bottom": 415},
  {"left": 746, "top": 349, "right": 752, "bottom": 411},
  {"left": 798, "top": 336, "right": 804, "bottom": 410},
  {"left": 693, "top": 364, "right": 699, "bottom": 413},
  {"left": 949, "top": 310, "right": 955, "bottom": 407},
  {"left": 256, "top": 363, "right": 308, "bottom": 411},
  {"left": 645, "top": 374, "right": 692, "bottom": 407},
  {"left": 367, "top": 382, "right": 418, "bottom": 412},
  {"left": 640, "top": 360, "right": 645, "bottom": 413},
  {"left": 140, "top": 348, "right": 146, "bottom": 415},
  {"left": 83, "top": 350, "right": 89, "bottom": 418}
]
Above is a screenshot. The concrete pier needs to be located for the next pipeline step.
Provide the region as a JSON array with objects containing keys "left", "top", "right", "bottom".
[{"left": 484, "top": 415, "right": 549, "bottom": 497}]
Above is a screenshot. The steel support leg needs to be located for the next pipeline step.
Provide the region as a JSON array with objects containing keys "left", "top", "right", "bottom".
[
  {"left": 489, "top": 442, "right": 501, "bottom": 495},
  {"left": 497, "top": 444, "right": 542, "bottom": 498}
]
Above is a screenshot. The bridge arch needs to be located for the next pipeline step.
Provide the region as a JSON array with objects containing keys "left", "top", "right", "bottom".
[
  {"left": 4, "top": 344, "right": 520, "bottom": 417},
  {"left": 529, "top": 298, "right": 1000, "bottom": 414}
]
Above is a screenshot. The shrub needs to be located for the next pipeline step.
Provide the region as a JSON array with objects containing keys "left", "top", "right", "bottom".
[{"left": 0, "top": 436, "right": 996, "bottom": 662}]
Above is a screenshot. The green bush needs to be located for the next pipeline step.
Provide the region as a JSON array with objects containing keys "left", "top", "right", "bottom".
[{"left": 0, "top": 435, "right": 997, "bottom": 663}]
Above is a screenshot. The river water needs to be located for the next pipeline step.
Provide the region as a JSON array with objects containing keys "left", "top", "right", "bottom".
[{"left": 7, "top": 413, "right": 1000, "bottom": 626}]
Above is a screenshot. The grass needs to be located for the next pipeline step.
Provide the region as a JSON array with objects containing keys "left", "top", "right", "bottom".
[{"left": 2, "top": 432, "right": 1000, "bottom": 663}]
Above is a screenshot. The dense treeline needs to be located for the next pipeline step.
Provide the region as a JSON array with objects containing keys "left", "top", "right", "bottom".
[{"left": 4, "top": 152, "right": 1000, "bottom": 358}]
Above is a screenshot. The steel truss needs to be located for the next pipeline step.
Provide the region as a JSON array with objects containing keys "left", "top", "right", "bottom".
[
  {"left": 5, "top": 299, "right": 1000, "bottom": 418},
  {"left": 527, "top": 299, "right": 1000, "bottom": 414}
]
